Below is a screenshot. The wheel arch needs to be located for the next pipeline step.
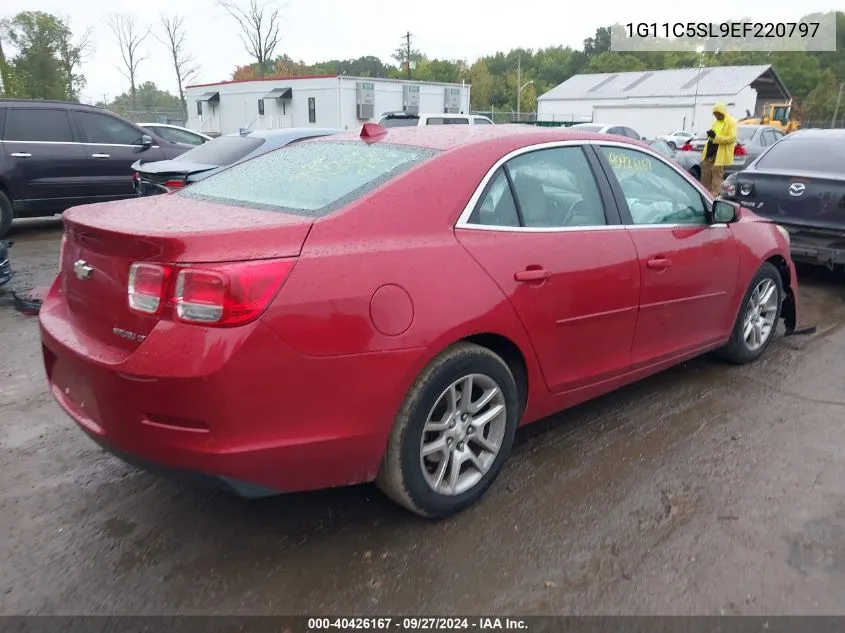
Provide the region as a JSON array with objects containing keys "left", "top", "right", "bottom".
[{"left": 765, "top": 254, "right": 797, "bottom": 333}]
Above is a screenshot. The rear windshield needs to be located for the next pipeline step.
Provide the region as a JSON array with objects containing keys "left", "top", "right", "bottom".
[
  {"left": 379, "top": 117, "right": 419, "bottom": 128},
  {"left": 176, "top": 135, "right": 265, "bottom": 166},
  {"left": 737, "top": 127, "right": 757, "bottom": 141},
  {"left": 179, "top": 140, "right": 436, "bottom": 216},
  {"left": 755, "top": 135, "right": 845, "bottom": 174}
]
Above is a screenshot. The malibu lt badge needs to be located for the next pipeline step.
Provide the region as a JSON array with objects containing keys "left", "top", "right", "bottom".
[{"left": 73, "top": 259, "right": 94, "bottom": 280}]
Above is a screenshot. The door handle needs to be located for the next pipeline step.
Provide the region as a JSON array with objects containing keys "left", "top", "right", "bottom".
[
  {"left": 10, "top": 152, "right": 31, "bottom": 157},
  {"left": 647, "top": 257, "right": 672, "bottom": 270},
  {"left": 91, "top": 153, "right": 110, "bottom": 158},
  {"left": 514, "top": 267, "right": 551, "bottom": 282}
]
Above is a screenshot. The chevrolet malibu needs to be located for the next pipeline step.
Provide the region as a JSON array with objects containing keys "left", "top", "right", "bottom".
[{"left": 40, "top": 124, "right": 799, "bottom": 518}]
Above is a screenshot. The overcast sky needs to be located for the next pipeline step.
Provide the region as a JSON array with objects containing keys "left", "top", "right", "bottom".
[{"left": 3, "top": 0, "right": 837, "bottom": 102}]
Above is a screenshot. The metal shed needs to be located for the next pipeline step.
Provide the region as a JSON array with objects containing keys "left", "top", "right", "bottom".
[{"left": 537, "top": 65, "right": 791, "bottom": 138}]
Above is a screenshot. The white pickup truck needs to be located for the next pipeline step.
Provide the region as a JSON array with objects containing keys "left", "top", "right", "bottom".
[{"left": 378, "top": 112, "right": 494, "bottom": 127}]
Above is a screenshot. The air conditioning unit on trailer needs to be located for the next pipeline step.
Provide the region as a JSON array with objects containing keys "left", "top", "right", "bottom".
[
  {"left": 403, "top": 84, "right": 420, "bottom": 115},
  {"left": 356, "top": 81, "right": 376, "bottom": 120},
  {"left": 444, "top": 87, "right": 462, "bottom": 113}
]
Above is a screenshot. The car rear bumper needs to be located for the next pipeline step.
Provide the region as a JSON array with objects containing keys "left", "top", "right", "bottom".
[
  {"left": 787, "top": 230, "right": 845, "bottom": 268},
  {"left": 39, "top": 280, "right": 426, "bottom": 496}
]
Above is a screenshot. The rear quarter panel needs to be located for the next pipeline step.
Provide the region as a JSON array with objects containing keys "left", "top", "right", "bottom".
[{"left": 260, "top": 141, "right": 549, "bottom": 419}]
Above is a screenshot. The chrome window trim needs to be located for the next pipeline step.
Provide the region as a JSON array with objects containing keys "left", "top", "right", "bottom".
[{"left": 454, "top": 138, "right": 716, "bottom": 234}]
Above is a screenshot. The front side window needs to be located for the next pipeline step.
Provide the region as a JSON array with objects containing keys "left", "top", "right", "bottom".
[
  {"left": 467, "top": 146, "right": 607, "bottom": 229},
  {"left": 600, "top": 146, "right": 707, "bottom": 225},
  {"left": 180, "top": 141, "right": 436, "bottom": 217},
  {"left": 3, "top": 109, "right": 74, "bottom": 142},
  {"left": 75, "top": 111, "right": 143, "bottom": 145}
]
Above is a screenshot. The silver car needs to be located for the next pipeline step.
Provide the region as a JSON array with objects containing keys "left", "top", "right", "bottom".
[{"left": 675, "top": 124, "right": 786, "bottom": 175}]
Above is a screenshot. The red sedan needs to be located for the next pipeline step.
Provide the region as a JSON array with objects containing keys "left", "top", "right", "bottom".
[{"left": 39, "top": 124, "right": 799, "bottom": 518}]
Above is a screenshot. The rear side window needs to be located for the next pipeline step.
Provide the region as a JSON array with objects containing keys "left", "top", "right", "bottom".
[
  {"left": 180, "top": 140, "right": 436, "bottom": 216},
  {"left": 427, "top": 118, "right": 469, "bottom": 125},
  {"left": 737, "top": 127, "right": 757, "bottom": 142},
  {"left": 176, "top": 135, "right": 265, "bottom": 165},
  {"left": 4, "top": 109, "right": 74, "bottom": 142},
  {"left": 379, "top": 117, "right": 419, "bottom": 128},
  {"left": 755, "top": 135, "right": 845, "bottom": 174},
  {"left": 154, "top": 126, "right": 206, "bottom": 146},
  {"left": 474, "top": 118, "right": 493, "bottom": 125}
]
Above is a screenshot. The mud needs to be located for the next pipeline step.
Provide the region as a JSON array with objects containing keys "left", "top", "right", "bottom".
[{"left": 3, "top": 219, "right": 845, "bottom": 615}]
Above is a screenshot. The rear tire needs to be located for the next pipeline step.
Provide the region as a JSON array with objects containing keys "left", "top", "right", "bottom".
[
  {"left": 0, "top": 191, "right": 13, "bottom": 238},
  {"left": 717, "top": 263, "right": 783, "bottom": 364},
  {"left": 377, "top": 342, "right": 520, "bottom": 519}
]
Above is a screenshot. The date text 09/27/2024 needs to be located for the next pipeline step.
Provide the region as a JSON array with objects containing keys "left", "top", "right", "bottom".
[
  {"left": 306, "top": 618, "right": 528, "bottom": 631},
  {"left": 625, "top": 22, "right": 821, "bottom": 39}
]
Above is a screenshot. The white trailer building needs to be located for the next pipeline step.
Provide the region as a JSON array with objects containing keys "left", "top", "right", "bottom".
[
  {"left": 537, "top": 64, "right": 791, "bottom": 138},
  {"left": 184, "top": 75, "right": 472, "bottom": 136}
]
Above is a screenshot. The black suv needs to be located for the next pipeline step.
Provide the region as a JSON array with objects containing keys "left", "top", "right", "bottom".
[{"left": 0, "top": 99, "right": 192, "bottom": 237}]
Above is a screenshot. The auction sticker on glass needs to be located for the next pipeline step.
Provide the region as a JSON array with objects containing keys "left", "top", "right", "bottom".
[{"left": 610, "top": 13, "right": 837, "bottom": 51}]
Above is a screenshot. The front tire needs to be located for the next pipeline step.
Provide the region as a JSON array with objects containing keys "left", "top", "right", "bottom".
[
  {"left": 718, "top": 263, "right": 783, "bottom": 364},
  {"left": 377, "top": 342, "right": 520, "bottom": 518}
]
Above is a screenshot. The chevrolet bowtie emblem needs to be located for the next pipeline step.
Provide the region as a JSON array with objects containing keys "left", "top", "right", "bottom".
[{"left": 73, "top": 259, "right": 93, "bottom": 280}]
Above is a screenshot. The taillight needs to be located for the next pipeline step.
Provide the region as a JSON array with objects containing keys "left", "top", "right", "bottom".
[
  {"left": 734, "top": 144, "right": 747, "bottom": 156},
  {"left": 128, "top": 263, "right": 170, "bottom": 315},
  {"left": 722, "top": 181, "right": 736, "bottom": 198},
  {"left": 680, "top": 143, "right": 693, "bottom": 151},
  {"left": 164, "top": 178, "right": 186, "bottom": 191},
  {"left": 127, "top": 259, "right": 295, "bottom": 327}
]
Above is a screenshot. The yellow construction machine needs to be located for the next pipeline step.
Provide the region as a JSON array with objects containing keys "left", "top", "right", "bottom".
[{"left": 738, "top": 102, "right": 801, "bottom": 133}]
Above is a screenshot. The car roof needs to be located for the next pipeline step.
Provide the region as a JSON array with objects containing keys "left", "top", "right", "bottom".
[
  {"left": 785, "top": 128, "right": 845, "bottom": 139},
  {"left": 312, "top": 123, "right": 645, "bottom": 152},
  {"left": 0, "top": 99, "right": 114, "bottom": 113}
]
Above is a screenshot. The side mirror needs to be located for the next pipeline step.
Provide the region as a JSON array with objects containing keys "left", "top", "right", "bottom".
[
  {"left": 139, "top": 134, "right": 154, "bottom": 149},
  {"left": 712, "top": 199, "right": 739, "bottom": 224}
]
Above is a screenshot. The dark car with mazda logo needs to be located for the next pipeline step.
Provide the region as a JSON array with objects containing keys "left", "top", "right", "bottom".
[{"left": 721, "top": 129, "right": 845, "bottom": 270}]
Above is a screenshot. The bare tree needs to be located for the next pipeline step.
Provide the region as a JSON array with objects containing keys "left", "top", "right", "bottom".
[
  {"left": 56, "top": 18, "right": 94, "bottom": 101},
  {"left": 157, "top": 14, "right": 199, "bottom": 117},
  {"left": 106, "top": 13, "right": 151, "bottom": 108},
  {"left": 218, "top": 0, "right": 281, "bottom": 78}
]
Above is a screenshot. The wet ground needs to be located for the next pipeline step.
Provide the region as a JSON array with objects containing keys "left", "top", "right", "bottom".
[{"left": 3, "top": 218, "right": 845, "bottom": 615}]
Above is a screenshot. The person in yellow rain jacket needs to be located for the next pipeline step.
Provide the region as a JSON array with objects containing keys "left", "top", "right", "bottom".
[{"left": 701, "top": 103, "right": 737, "bottom": 196}]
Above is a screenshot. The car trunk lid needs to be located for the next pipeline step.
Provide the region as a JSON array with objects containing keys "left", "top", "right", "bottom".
[
  {"left": 734, "top": 169, "right": 845, "bottom": 232},
  {"left": 60, "top": 195, "right": 312, "bottom": 350}
]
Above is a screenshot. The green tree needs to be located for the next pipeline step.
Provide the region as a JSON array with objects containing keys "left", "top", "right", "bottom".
[
  {"left": 586, "top": 51, "right": 647, "bottom": 73},
  {"left": 111, "top": 81, "right": 182, "bottom": 112},
  {"left": 3, "top": 11, "right": 71, "bottom": 100},
  {"left": 468, "top": 59, "right": 494, "bottom": 110}
]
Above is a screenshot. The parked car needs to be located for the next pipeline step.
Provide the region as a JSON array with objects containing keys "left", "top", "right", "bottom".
[
  {"left": 40, "top": 124, "right": 799, "bottom": 518},
  {"left": 378, "top": 112, "right": 494, "bottom": 127},
  {"left": 720, "top": 129, "right": 845, "bottom": 270},
  {"left": 138, "top": 123, "right": 213, "bottom": 147},
  {"left": 568, "top": 122, "right": 644, "bottom": 141},
  {"left": 0, "top": 240, "right": 11, "bottom": 287},
  {"left": 657, "top": 130, "right": 695, "bottom": 149},
  {"left": 677, "top": 124, "right": 782, "bottom": 175},
  {"left": 132, "top": 127, "right": 342, "bottom": 196},
  {"left": 0, "top": 99, "right": 193, "bottom": 237},
  {"left": 648, "top": 139, "right": 701, "bottom": 181}
]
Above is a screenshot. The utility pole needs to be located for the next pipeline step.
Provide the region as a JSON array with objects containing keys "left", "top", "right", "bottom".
[
  {"left": 832, "top": 82, "right": 844, "bottom": 129},
  {"left": 690, "top": 47, "right": 705, "bottom": 132},
  {"left": 404, "top": 31, "right": 412, "bottom": 80}
]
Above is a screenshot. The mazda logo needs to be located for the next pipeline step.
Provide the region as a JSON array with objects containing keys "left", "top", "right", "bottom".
[
  {"left": 73, "top": 259, "right": 93, "bottom": 280},
  {"left": 788, "top": 183, "right": 806, "bottom": 197}
]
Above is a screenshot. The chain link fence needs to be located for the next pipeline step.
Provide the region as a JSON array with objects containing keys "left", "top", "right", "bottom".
[{"left": 800, "top": 120, "right": 844, "bottom": 130}]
